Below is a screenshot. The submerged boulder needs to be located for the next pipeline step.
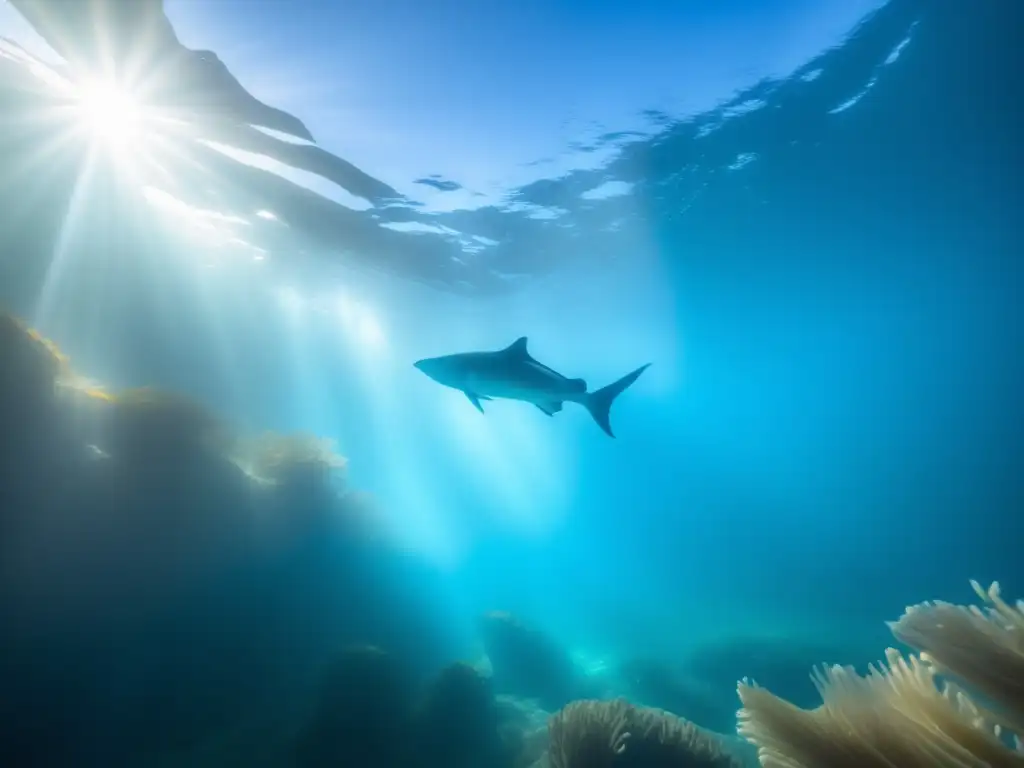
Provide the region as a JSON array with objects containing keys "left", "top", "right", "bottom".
[
  {"left": 0, "top": 309, "right": 454, "bottom": 767},
  {"left": 415, "top": 662, "right": 510, "bottom": 768},
  {"left": 480, "top": 611, "right": 583, "bottom": 711}
]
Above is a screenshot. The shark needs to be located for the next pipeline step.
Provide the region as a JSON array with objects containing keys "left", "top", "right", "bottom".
[{"left": 413, "top": 337, "right": 650, "bottom": 437}]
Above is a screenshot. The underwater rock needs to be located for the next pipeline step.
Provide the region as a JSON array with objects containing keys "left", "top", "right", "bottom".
[
  {"left": 0, "top": 310, "right": 458, "bottom": 766},
  {"left": 295, "top": 655, "right": 552, "bottom": 768},
  {"left": 0, "top": 311, "right": 67, "bottom": 403},
  {"left": 101, "top": 387, "right": 227, "bottom": 465},
  {"left": 683, "top": 634, "right": 881, "bottom": 718},
  {"left": 737, "top": 580, "right": 1024, "bottom": 767},
  {"left": 615, "top": 657, "right": 732, "bottom": 734},
  {"left": 480, "top": 611, "right": 584, "bottom": 711},
  {"left": 0, "top": 313, "right": 67, "bottom": 535},
  {"left": 494, "top": 695, "right": 554, "bottom": 768},
  {"left": 415, "top": 662, "right": 510, "bottom": 768},
  {"left": 229, "top": 431, "right": 353, "bottom": 529},
  {"left": 548, "top": 698, "right": 743, "bottom": 768},
  {"left": 233, "top": 431, "right": 346, "bottom": 487},
  {"left": 295, "top": 645, "right": 418, "bottom": 768}
]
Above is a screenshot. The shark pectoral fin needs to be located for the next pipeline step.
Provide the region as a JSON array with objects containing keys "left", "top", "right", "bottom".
[
  {"left": 535, "top": 401, "right": 563, "bottom": 417},
  {"left": 465, "top": 391, "right": 487, "bottom": 413}
]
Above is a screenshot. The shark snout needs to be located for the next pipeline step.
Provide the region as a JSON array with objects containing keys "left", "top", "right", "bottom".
[
  {"left": 412, "top": 358, "right": 438, "bottom": 379},
  {"left": 413, "top": 356, "right": 458, "bottom": 387}
]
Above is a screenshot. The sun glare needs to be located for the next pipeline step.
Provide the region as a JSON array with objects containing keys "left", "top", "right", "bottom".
[
  {"left": 75, "top": 80, "right": 145, "bottom": 145},
  {"left": 334, "top": 294, "right": 387, "bottom": 351}
]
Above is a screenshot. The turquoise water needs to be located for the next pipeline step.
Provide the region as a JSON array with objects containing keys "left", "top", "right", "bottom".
[{"left": 0, "top": 0, "right": 1020, "bottom": 765}]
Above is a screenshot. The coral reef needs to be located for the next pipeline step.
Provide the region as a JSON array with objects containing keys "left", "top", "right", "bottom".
[{"left": 737, "top": 581, "right": 1024, "bottom": 767}]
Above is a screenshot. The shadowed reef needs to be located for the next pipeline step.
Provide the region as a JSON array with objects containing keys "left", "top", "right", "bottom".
[{"left": 0, "top": 310, "right": 457, "bottom": 766}]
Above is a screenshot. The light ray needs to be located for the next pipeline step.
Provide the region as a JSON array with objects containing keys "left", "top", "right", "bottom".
[{"left": 32, "top": 142, "right": 102, "bottom": 327}]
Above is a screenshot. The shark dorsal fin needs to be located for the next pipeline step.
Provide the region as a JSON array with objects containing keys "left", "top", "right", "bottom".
[{"left": 504, "top": 336, "right": 530, "bottom": 358}]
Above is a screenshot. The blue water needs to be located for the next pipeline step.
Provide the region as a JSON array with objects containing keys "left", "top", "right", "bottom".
[{"left": 0, "top": 0, "right": 1020, "bottom": 765}]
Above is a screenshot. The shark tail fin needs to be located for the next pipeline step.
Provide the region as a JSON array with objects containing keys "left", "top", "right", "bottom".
[{"left": 585, "top": 363, "right": 650, "bottom": 437}]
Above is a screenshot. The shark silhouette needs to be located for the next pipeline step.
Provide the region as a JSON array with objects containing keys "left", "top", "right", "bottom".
[{"left": 413, "top": 337, "right": 650, "bottom": 437}]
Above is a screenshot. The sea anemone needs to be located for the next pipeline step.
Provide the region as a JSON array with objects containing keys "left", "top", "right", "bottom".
[
  {"left": 737, "top": 580, "right": 1024, "bottom": 767},
  {"left": 890, "top": 580, "right": 1024, "bottom": 738},
  {"left": 549, "top": 698, "right": 741, "bottom": 768}
]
